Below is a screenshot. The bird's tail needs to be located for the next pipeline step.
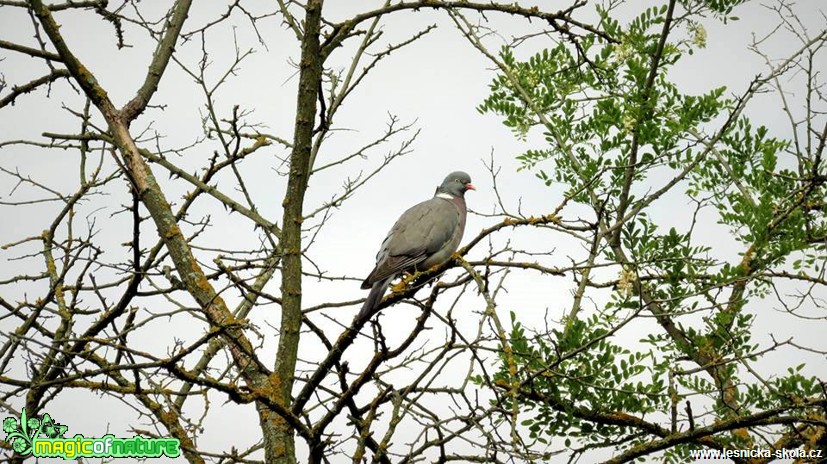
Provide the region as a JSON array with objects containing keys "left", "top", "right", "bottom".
[{"left": 357, "top": 277, "right": 390, "bottom": 323}]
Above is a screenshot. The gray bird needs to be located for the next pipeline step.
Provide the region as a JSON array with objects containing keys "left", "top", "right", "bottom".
[{"left": 358, "top": 171, "right": 475, "bottom": 322}]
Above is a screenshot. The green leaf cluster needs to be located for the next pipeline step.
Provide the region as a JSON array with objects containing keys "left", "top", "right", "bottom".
[
  {"left": 478, "top": 0, "right": 826, "bottom": 459},
  {"left": 478, "top": 5, "right": 730, "bottom": 207},
  {"left": 488, "top": 313, "right": 666, "bottom": 446}
]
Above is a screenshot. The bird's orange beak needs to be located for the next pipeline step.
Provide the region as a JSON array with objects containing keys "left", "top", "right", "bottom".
[{"left": 465, "top": 183, "right": 476, "bottom": 191}]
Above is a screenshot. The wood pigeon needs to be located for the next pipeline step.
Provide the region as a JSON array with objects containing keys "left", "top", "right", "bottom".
[{"left": 358, "top": 171, "right": 475, "bottom": 322}]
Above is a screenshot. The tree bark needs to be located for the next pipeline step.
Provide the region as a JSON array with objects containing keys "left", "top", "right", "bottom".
[{"left": 270, "top": 0, "right": 325, "bottom": 462}]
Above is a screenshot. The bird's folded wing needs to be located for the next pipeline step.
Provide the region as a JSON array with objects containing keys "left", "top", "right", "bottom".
[
  {"left": 361, "top": 198, "right": 460, "bottom": 288},
  {"left": 361, "top": 253, "right": 427, "bottom": 288}
]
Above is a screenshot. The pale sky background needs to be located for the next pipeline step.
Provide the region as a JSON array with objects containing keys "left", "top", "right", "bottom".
[{"left": 1, "top": 1, "right": 825, "bottom": 462}]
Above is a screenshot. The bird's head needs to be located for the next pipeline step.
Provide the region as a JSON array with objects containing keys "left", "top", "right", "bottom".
[{"left": 437, "top": 171, "right": 475, "bottom": 198}]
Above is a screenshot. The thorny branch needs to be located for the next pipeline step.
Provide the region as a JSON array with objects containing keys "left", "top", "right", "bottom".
[{"left": 1, "top": 1, "right": 825, "bottom": 464}]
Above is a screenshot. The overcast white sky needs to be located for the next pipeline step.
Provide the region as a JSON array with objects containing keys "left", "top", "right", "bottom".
[{"left": 1, "top": 1, "right": 826, "bottom": 462}]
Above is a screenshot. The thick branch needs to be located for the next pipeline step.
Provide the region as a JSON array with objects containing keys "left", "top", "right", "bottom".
[
  {"left": 0, "top": 38, "right": 62, "bottom": 61},
  {"left": 271, "top": 0, "right": 324, "bottom": 462},
  {"left": 121, "top": 0, "right": 193, "bottom": 121}
]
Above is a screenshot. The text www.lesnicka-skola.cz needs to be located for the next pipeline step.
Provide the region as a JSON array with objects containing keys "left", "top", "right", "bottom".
[{"left": 689, "top": 447, "right": 822, "bottom": 460}]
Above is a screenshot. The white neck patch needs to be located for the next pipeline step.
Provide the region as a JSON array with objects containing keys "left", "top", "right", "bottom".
[{"left": 436, "top": 193, "right": 454, "bottom": 200}]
